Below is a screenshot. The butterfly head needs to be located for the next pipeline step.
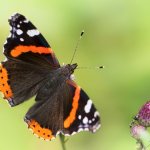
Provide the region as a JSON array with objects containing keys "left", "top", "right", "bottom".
[
  {"left": 69, "top": 63, "right": 78, "bottom": 71},
  {"left": 62, "top": 63, "right": 78, "bottom": 77}
]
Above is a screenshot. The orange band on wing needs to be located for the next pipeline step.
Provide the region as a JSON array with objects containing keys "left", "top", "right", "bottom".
[
  {"left": 0, "top": 64, "right": 13, "bottom": 99},
  {"left": 64, "top": 86, "right": 81, "bottom": 128},
  {"left": 27, "top": 119, "right": 54, "bottom": 140},
  {"left": 10, "top": 45, "right": 53, "bottom": 57}
]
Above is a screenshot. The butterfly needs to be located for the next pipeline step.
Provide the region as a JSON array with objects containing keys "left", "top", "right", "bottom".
[{"left": 0, "top": 13, "right": 100, "bottom": 140}]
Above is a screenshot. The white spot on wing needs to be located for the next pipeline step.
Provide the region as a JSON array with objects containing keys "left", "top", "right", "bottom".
[
  {"left": 4, "top": 41, "right": 7, "bottom": 45},
  {"left": 94, "top": 111, "right": 100, "bottom": 118},
  {"left": 40, "top": 137, "right": 44, "bottom": 140},
  {"left": 84, "top": 99, "right": 92, "bottom": 113},
  {"left": 51, "top": 137, "right": 55, "bottom": 140},
  {"left": 79, "top": 124, "right": 89, "bottom": 128},
  {"left": 78, "top": 115, "right": 81, "bottom": 120},
  {"left": 17, "top": 24, "right": 20, "bottom": 28},
  {"left": 29, "top": 128, "right": 34, "bottom": 133},
  {"left": 89, "top": 120, "right": 92, "bottom": 124},
  {"left": 83, "top": 117, "right": 88, "bottom": 124},
  {"left": 11, "top": 12, "right": 18, "bottom": 18},
  {"left": 70, "top": 74, "right": 75, "bottom": 80},
  {"left": 34, "top": 133, "right": 39, "bottom": 138},
  {"left": 20, "top": 38, "right": 24, "bottom": 41},
  {"left": 71, "top": 131, "right": 76, "bottom": 135},
  {"left": 77, "top": 128, "right": 83, "bottom": 132},
  {"left": 8, "top": 34, "right": 11, "bottom": 38},
  {"left": 56, "top": 131, "right": 60, "bottom": 136},
  {"left": 10, "top": 26, "right": 12, "bottom": 31},
  {"left": 93, "top": 124, "right": 101, "bottom": 133},
  {"left": 64, "top": 134, "right": 70, "bottom": 136},
  {"left": 3, "top": 58, "right": 8, "bottom": 62},
  {"left": 16, "top": 29, "right": 23, "bottom": 35},
  {"left": 84, "top": 128, "right": 89, "bottom": 131},
  {"left": 24, "top": 19, "right": 29, "bottom": 23},
  {"left": 27, "top": 29, "right": 40, "bottom": 37}
]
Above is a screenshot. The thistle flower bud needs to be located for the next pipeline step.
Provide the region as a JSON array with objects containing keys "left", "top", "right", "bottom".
[
  {"left": 130, "top": 124, "right": 146, "bottom": 140},
  {"left": 137, "top": 101, "right": 150, "bottom": 127}
]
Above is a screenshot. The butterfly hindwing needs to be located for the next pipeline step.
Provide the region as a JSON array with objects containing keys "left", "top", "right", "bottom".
[
  {"left": 62, "top": 80, "right": 101, "bottom": 135},
  {"left": 4, "top": 13, "right": 60, "bottom": 67},
  {"left": 24, "top": 79, "right": 74, "bottom": 140},
  {"left": 24, "top": 79, "right": 100, "bottom": 140},
  {"left": 0, "top": 59, "right": 50, "bottom": 106}
]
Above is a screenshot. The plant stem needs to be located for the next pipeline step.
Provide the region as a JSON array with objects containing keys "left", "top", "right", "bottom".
[
  {"left": 59, "top": 134, "right": 66, "bottom": 150},
  {"left": 137, "top": 140, "right": 146, "bottom": 150}
]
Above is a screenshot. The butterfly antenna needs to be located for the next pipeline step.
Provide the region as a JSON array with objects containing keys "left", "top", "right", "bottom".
[
  {"left": 70, "top": 30, "right": 84, "bottom": 64},
  {"left": 77, "top": 66, "right": 104, "bottom": 69}
]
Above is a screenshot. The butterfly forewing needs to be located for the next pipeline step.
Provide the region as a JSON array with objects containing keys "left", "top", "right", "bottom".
[{"left": 4, "top": 13, "right": 60, "bottom": 67}]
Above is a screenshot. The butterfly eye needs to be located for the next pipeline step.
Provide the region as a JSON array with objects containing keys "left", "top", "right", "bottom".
[{"left": 71, "top": 63, "right": 78, "bottom": 70}]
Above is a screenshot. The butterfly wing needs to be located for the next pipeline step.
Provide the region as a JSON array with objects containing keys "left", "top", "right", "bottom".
[
  {"left": 24, "top": 79, "right": 100, "bottom": 140},
  {"left": 24, "top": 79, "right": 74, "bottom": 140},
  {"left": 0, "top": 13, "right": 60, "bottom": 106},
  {"left": 4, "top": 13, "right": 60, "bottom": 67},
  {"left": 62, "top": 80, "right": 101, "bottom": 135},
  {"left": 0, "top": 59, "right": 51, "bottom": 106}
]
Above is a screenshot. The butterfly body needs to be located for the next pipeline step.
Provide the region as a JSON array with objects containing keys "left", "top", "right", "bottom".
[{"left": 0, "top": 13, "right": 100, "bottom": 140}]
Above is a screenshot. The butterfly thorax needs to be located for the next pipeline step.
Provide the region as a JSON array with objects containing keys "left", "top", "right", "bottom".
[{"left": 43, "top": 63, "right": 78, "bottom": 94}]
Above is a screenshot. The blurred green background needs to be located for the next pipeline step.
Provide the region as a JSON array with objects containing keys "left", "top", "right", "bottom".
[{"left": 1, "top": 0, "right": 150, "bottom": 150}]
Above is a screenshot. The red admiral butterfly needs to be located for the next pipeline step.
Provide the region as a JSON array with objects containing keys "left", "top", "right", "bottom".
[{"left": 0, "top": 13, "right": 100, "bottom": 140}]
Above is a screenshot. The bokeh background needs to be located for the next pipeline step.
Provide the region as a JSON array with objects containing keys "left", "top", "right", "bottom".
[{"left": 0, "top": 0, "right": 150, "bottom": 150}]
